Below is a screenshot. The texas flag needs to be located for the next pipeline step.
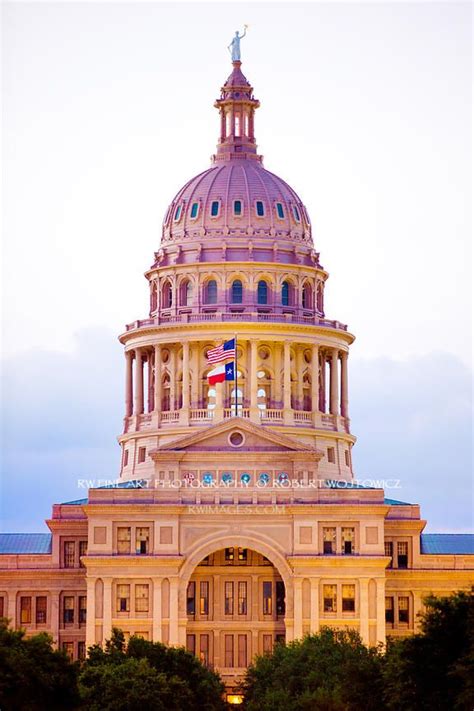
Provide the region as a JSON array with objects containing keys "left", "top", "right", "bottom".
[{"left": 207, "top": 361, "right": 235, "bottom": 385}]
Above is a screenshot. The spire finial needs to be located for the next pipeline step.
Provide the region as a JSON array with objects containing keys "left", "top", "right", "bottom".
[{"left": 227, "top": 25, "right": 248, "bottom": 62}]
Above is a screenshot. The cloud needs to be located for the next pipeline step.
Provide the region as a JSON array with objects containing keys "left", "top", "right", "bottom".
[{"left": 1, "top": 333, "right": 472, "bottom": 533}]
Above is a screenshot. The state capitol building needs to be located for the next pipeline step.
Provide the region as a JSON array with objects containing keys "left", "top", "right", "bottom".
[{"left": 1, "top": 54, "right": 472, "bottom": 694}]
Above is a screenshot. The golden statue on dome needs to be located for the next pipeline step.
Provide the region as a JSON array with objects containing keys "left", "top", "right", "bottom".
[{"left": 228, "top": 25, "right": 248, "bottom": 62}]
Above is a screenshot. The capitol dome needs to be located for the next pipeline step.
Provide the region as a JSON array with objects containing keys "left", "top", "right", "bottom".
[{"left": 161, "top": 62, "right": 313, "bottom": 249}]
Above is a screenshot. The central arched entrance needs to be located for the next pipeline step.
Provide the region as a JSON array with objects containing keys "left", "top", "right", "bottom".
[{"left": 179, "top": 540, "right": 292, "bottom": 692}]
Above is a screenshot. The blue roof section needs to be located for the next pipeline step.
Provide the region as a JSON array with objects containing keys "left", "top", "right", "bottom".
[
  {"left": 0, "top": 533, "right": 52, "bottom": 554},
  {"left": 421, "top": 534, "right": 474, "bottom": 555},
  {"left": 384, "top": 497, "right": 412, "bottom": 506}
]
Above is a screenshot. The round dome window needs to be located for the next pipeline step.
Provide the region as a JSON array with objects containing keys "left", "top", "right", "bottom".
[{"left": 229, "top": 431, "right": 244, "bottom": 447}]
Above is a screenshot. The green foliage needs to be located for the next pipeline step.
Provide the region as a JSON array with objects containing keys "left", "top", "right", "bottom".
[
  {"left": 383, "top": 591, "right": 474, "bottom": 711},
  {"left": 79, "top": 628, "right": 226, "bottom": 711},
  {"left": 242, "top": 627, "right": 385, "bottom": 711},
  {"left": 0, "top": 619, "right": 80, "bottom": 710}
]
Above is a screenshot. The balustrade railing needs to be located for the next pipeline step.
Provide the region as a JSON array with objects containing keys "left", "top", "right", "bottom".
[{"left": 125, "top": 312, "right": 347, "bottom": 332}]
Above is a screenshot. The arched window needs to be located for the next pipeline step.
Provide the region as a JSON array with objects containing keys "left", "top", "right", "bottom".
[
  {"left": 282, "top": 281, "right": 290, "bottom": 306},
  {"left": 231, "top": 279, "right": 243, "bottom": 304},
  {"left": 150, "top": 282, "right": 157, "bottom": 312},
  {"left": 302, "top": 283, "right": 313, "bottom": 309},
  {"left": 162, "top": 374, "right": 170, "bottom": 411},
  {"left": 204, "top": 280, "right": 217, "bottom": 304},
  {"left": 162, "top": 281, "right": 172, "bottom": 309},
  {"left": 257, "top": 280, "right": 268, "bottom": 305},
  {"left": 180, "top": 279, "right": 193, "bottom": 306}
]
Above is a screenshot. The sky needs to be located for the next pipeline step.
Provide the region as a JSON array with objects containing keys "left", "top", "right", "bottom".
[{"left": 1, "top": 1, "right": 472, "bottom": 533}]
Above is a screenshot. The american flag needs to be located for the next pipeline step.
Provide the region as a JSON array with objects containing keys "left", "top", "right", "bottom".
[{"left": 206, "top": 338, "right": 236, "bottom": 364}]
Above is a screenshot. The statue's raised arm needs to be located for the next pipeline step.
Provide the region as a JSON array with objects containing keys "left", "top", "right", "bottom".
[{"left": 228, "top": 25, "right": 248, "bottom": 62}]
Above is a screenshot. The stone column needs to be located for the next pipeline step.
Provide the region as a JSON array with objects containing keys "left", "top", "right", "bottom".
[
  {"left": 191, "top": 342, "right": 199, "bottom": 407},
  {"left": 214, "top": 381, "right": 224, "bottom": 421},
  {"left": 376, "top": 578, "right": 386, "bottom": 645},
  {"left": 274, "top": 342, "right": 282, "bottom": 406},
  {"left": 310, "top": 578, "right": 319, "bottom": 633},
  {"left": 330, "top": 349, "right": 339, "bottom": 416},
  {"left": 359, "top": 579, "right": 369, "bottom": 645},
  {"left": 103, "top": 579, "right": 112, "bottom": 644},
  {"left": 134, "top": 348, "right": 144, "bottom": 415},
  {"left": 152, "top": 578, "right": 162, "bottom": 642},
  {"left": 169, "top": 578, "right": 179, "bottom": 645},
  {"left": 320, "top": 352, "right": 326, "bottom": 413},
  {"left": 311, "top": 344, "right": 320, "bottom": 423},
  {"left": 249, "top": 339, "right": 259, "bottom": 422},
  {"left": 293, "top": 578, "right": 303, "bottom": 639},
  {"left": 283, "top": 341, "right": 293, "bottom": 424},
  {"left": 170, "top": 347, "right": 176, "bottom": 410},
  {"left": 341, "top": 351, "right": 349, "bottom": 418},
  {"left": 154, "top": 344, "right": 162, "bottom": 422},
  {"left": 125, "top": 351, "right": 133, "bottom": 418},
  {"left": 147, "top": 351, "right": 154, "bottom": 412},
  {"left": 85, "top": 579, "right": 96, "bottom": 650},
  {"left": 180, "top": 342, "right": 190, "bottom": 424},
  {"left": 295, "top": 347, "right": 304, "bottom": 409}
]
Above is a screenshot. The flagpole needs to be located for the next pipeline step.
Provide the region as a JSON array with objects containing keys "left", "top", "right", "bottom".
[{"left": 234, "top": 333, "right": 238, "bottom": 417}]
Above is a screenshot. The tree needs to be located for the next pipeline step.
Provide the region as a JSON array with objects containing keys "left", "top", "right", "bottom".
[
  {"left": 79, "top": 628, "right": 226, "bottom": 711},
  {"left": 242, "top": 628, "right": 385, "bottom": 711},
  {"left": 0, "top": 619, "right": 79, "bottom": 710},
  {"left": 383, "top": 591, "right": 474, "bottom": 711}
]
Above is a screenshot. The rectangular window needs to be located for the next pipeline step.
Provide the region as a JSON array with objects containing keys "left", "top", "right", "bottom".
[
  {"left": 263, "top": 634, "right": 273, "bottom": 654},
  {"left": 117, "top": 584, "right": 130, "bottom": 613},
  {"left": 342, "top": 584, "right": 355, "bottom": 612},
  {"left": 398, "top": 596, "right": 409, "bottom": 623},
  {"left": 276, "top": 634, "right": 285, "bottom": 645},
  {"left": 190, "top": 202, "right": 199, "bottom": 219},
  {"left": 323, "top": 527, "right": 336, "bottom": 555},
  {"left": 276, "top": 580, "right": 285, "bottom": 615},
  {"left": 174, "top": 204, "right": 182, "bottom": 222},
  {"left": 199, "top": 634, "right": 209, "bottom": 666},
  {"left": 136, "top": 527, "right": 150, "bottom": 554},
  {"left": 327, "top": 447, "right": 336, "bottom": 464},
  {"left": 385, "top": 596, "right": 394, "bottom": 624},
  {"left": 237, "top": 548, "right": 247, "bottom": 563},
  {"left": 225, "top": 547, "right": 234, "bottom": 563},
  {"left": 78, "top": 641, "right": 86, "bottom": 661},
  {"left": 256, "top": 200, "right": 265, "bottom": 217},
  {"left": 138, "top": 447, "right": 146, "bottom": 464},
  {"left": 186, "top": 634, "right": 196, "bottom": 655},
  {"left": 210, "top": 200, "right": 220, "bottom": 217},
  {"left": 238, "top": 634, "right": 247, "bottom": 667},
  {"left": 36, "top": 596, "right": 47, "bottom": 624},
  {"left": 344, "top": 450, "right": 350, "bottom": 466},
  {"left": 123, "top": 449, "right": 129, "bottom": 467},
  {"left": 79, "top": 540, "right": 87, "bottom": 567},
  {"left": 200, "top": 581, "right": 209, "bottom": 616},
  {"left": 341, "top": 527, "right": 355, "bottom": 555},
  {"left": 63, "top": 596, "right": 74, "bottom": 624},
  {"left": 385, "top": 541, "right": 393, "bottom": 568},
  {"left": 323, "top": 584, "right": 337, "bottom": 613},
  {"left": 224, "top": 634, "right": 234, "bottom": 667},
  {"left": 64, "top": 541, "right": 75, "bottom": 568},
  {"left": 276, "top": 202, "right": 285, "bottom": 219},
  {"left": 135, "top": 584, "right": 149, "bottom": 613},
  {"left": 187, "top": 581, "right": 196, "bottom": 615},
  {"left": 238, "top": 581, "right": 247, "bottom": 615},
  {"left": 20, "top": 596, "right": 32, "bottom": 624},
  {"left": 225, "top": 582, "right": 234, "bottom": 615},
  {"left": 263, "top": 581, "right": 272, "bottom": 615},
  {"left": 117, "top": 527, "right": 131, "bottom": 554},
  {"left": 397, "top": 542, "right": 409, "bottom": 569},
  {"left": 233, "top": 200, "right": 242, "bottom": 216},
  {"left": 62, "top": 642, "right": 74, "bottom": 660},
  {"left": 79, "top": 596, "right": 87, "bottom": 623}
]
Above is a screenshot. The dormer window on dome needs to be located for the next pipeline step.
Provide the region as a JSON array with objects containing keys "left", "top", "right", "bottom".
[
  {"left": 174, "top": 204, "right": 183, "bottom": 222},
  {"left": 190, "top": 202, "right": 200, "bottom": 219},
  {"left": 210, "top": 200, "right": 220, "bottom": 218},
  {"left": 233, "top": 200, "right": 242, "bottom": 216},
  {"left": 255, "top": 201, "right": 265, "bottom": 217},
  {"left": 276, "top": 203, "right": 285, "bottom": 220},
  {"left": 293, "top": 206, "right": 301, "bottom": 223}
]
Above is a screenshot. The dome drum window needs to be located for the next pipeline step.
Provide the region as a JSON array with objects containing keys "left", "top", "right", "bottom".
[
  {"left": 210, "top": 200, "right": 221, "bottom": 218},
  {"left": 190, "top": 202, "right": 200, "bottom": 219},
  {"left": 255, "top": 201, "right": 265, "bottom": 217},
  {"left": 231, "top": 279, "right": 243, "bottom": 304},
  {"left": 257, "top": 280, "right": 268, "bottom": 305},
  {"left": 173, "top": 204, "right": 183, "bottom": 222},
  {"left": 275, "top": 203, "right": 285, "bottom": 220},
  {"left": 233, "top": 200, "right": 243, "bottom": 216},
  {"left": 204, "top": 279, "right": 218, "bottom": 305}
]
